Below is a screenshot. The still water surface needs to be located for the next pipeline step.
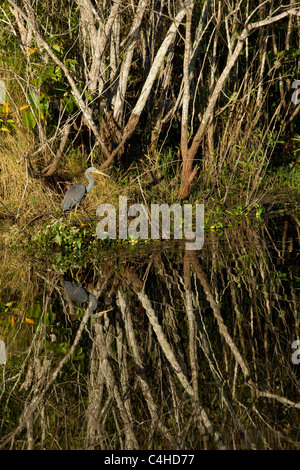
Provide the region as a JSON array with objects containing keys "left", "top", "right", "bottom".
[{"left": 0, "top": 209, "right": 299, "bottom": 449}]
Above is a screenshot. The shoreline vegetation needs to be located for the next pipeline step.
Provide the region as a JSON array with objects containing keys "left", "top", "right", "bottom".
[
  {"left": 0, "top": 0, "right": 300, "bottom": 249},
  {"left": 1, "top": 137, "right": 299, "bottom": 253}
]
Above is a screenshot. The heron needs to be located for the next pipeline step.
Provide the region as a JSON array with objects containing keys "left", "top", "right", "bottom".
[{"left": 62, "top": 166, "right": 109, "bottom": 211}]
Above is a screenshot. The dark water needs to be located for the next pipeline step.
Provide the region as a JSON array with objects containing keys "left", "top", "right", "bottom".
[{"left": 0, "top": 209, "right": 299, "bottom": 450}]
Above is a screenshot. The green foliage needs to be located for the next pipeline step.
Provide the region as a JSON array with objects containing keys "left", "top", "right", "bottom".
[
  {"left": 22, "top": 53, "right": 80, "bottom": 130},
  {"left": 0, "top": 104, "right": 17, "bottom": 133},
  {"left": 203, "top": 201, "right": 265, "bottom": 237},
  {"left": 267, "top": 165, "right": 300, "bottom": 191},
  {"left": 32, "top": 218, "right": 92, "bottom": 252}
]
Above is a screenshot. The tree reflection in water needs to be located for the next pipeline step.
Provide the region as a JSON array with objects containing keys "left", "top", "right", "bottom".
[{"left": 0, "top": 213, "right": 299, "bottom": 449}]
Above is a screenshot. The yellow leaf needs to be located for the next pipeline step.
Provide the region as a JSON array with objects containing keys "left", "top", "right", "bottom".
[
  {"left": 3, "top": 103, "right": 9, "bottom": 116},
  {"left": 11, "top": 315, "right": 15, "bottom": 327},
  {"left": 20, "top": 105, "right": 30, "bottom": 111},
  {"left": 25, "top": 318, "right": 35, "bottom": 324},
  {"left": 5, "top": 302, "right": 15, "bottom": 307},
  {"left": 25, "top": 48, "right": 36, "bottom": 57},
  {"left": 1, "top": 128, "right": 11, "bottom": 133}
]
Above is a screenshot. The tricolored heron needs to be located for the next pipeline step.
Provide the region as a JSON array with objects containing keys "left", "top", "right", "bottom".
[{"left": 62, "top": 167, "right": 109, "bottom": 211}]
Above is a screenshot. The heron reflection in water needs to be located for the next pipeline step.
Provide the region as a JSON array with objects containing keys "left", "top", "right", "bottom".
[
  {"left": 64, "top": 281, "right": 112, "bottom": 318},
  {"left": 62, "top": 167, "right": 110, "bottom": 212}
]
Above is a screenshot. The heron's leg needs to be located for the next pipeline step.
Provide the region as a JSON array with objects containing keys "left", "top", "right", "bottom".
[
  {"left": 82, "top": 206, "right": 92, "bottom": 223},
  {"left": 73, "top": 206, "right": 85, "bottom": 226}
]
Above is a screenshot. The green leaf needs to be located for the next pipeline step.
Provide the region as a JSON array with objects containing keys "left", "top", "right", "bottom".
[
  {"left": 28, "top": 91, "right": 38, "bottom": 109},
  {"left": 63, "top": 96, "right": 74, "bottom": 113},
  {"left": 55, "top": 234, "right": 62, "bottom": 245},
  {"left": 22, "top": 111, "right": 36, "bottom": 129},
  {"left": 52, "top": 43, "right": 63, "bottom": 54}
]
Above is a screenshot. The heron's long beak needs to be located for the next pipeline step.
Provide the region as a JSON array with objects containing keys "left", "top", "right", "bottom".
[{"left": 93, "top": 170, "right": 110, "bottom": 178}]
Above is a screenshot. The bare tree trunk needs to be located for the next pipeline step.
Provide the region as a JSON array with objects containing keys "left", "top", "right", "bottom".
[
  {"left": 180, "top": 1, "right": 197, "bottom": 200},
  {"left": 112, "top": 0, "right": 149, "bottom": 126},
  {"left": 100, "top": 0, "right": 190, "bottom": 169},
  {"left": 179, "top": 8, "right": 300, "bottom": 199}
]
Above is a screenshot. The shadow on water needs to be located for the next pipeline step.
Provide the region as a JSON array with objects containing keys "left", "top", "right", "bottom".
[{"left": 0, "top": 209, "right": 299, "bottom": 450}]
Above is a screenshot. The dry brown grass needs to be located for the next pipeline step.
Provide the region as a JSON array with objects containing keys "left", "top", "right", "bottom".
[
  {"left": 0, "top": 57, "right": 58, "bottom": 223},
  {"left": 0, "top": 129, "right": 58, "bottom": 222},
  {"left": 0, "top": 127, "right": 126, "bottom": 227}
]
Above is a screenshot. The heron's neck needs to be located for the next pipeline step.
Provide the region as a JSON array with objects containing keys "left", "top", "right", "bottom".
[{"left": 85, "top": 169, "right": 95, "bottom": 193}]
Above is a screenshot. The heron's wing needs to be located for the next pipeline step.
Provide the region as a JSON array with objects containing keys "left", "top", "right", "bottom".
[{"left": 62, "top": 183, "right": 86, "bottom": 210}]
